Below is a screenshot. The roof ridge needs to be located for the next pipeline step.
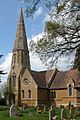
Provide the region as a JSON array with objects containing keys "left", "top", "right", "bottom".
[{"left": 47, "top": 68, "right": 57, "bottom": 87}]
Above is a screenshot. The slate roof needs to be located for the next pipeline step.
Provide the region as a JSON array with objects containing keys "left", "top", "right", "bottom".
[
  {"left": 31, "top": 68, "right": 80, "bottom": 89},
  {"left": 31, "top": 69, "right": 56, "bottom": 88},
  {"left": 50, "top": 68, "right": 80, "bottom": 89}
]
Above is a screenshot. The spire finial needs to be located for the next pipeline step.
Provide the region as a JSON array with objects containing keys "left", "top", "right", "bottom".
[
  {"left": 20, "top": 7, "right": 23, "bottom": 17},
  {"left": 20, "top": 0, "right": 23, "bottom": 8},
  {"left": 20, "top": 6, "right": 23, "bottom": 13}
]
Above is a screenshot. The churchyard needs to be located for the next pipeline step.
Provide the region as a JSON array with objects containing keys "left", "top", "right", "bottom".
[{"left": 0, "top": 105, "right": 80, "bottom": 120}]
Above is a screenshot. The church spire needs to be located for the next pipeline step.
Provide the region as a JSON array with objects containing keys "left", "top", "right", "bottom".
[
  {"left": 13, "top": 7, "right": 28, "bottom": 51},
  {"left": 12, "top": 8, "right": 30, "bottom": 69}
]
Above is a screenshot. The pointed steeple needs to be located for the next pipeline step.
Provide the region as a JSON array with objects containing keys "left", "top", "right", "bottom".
[
  {"left": 13, "top": 7, "right": 28, "bottom": 51},
  {"left": 12, "top": 8, "right": 30, "bottom": 69}
]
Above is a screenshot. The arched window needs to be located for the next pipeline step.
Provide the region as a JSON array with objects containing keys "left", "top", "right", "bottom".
[
  {"left": 51, "top": 91, "right": 53, "bottom": 98},
  {"left": 68, "top": 84, "right": 72, "bottom": 96},
  {"left": 13, "top": 75, "right": 16, "bottom": 87},
  {"left": 53, "top": 91, "right": 56, "bottom": 98},
  {"left": 51, "top": 91, "right": 56, "bottom": 98},
  {"left": 21, "top": 51, "right": 24, "bottom": 64},
  {"left": 22, "top": 90, "right": 24, "bottom": 98},
  {"left": 14, "top": 54, "right": 16, "bottom": 64},
  {"left": 28, "top": 90, "right": 31, "bottom": 98},
  {"left": 18, "top": 50, "right": 22, "bottom": 65}
]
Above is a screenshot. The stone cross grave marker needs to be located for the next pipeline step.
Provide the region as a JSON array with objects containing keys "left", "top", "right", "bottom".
[{"left": 9, "top": 104, "right": 19, "bottom": 117}]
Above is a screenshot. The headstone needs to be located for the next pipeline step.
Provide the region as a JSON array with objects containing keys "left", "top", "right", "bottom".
[
  {"left": 61, "top": 106, "right": 66, "bottom": 120},
  {"left": 9, "top": 104, "right": 19, "bottom": 117},
  {"left": 37, "top": 105, "right": 45, "bottom": 114},
  {"left": 43, "top": 105, "right": 46, "bottom": 112},
  {"left": 49, "top": 106, "right": 57, "bottom": 120},
  {"left": 70, "top": 105, "right": 75, "bottom": 120},
  {"left": 77, "top": 106, "right": 80, "bottom": 117},
  {"left": 37, "top": 105, "right": 41, "bottom": 114},
  {"left": 68, "top": 102, "right": 71, "bottom": 110}
]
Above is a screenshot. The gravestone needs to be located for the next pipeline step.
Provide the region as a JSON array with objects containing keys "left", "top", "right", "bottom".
[
  {"left": 61, "top": 106, "right": 66, "bottom": 120},
  {"left": 77, "top": 106, "right": 80, "bottom": 117},
  {"left": 37, "top": 105, "right": 41, "bottom": 114},
  {"left": 49, "top": 106, "right": 57, "bottom": 120},
  {"left": 70, "top": 105, "right": 75, "bottom": 120},
  {"left": 68, "top": 102, "right": 71, "bottom": 110},
  {"left": 43, "top": 105, "right": 46, "bottom": 112},
  {"left": 37, "top": 105, "right": 45, "bottom": 114},
  {"left": 9, "top": 104, "right": 19, "bottom": 117}
]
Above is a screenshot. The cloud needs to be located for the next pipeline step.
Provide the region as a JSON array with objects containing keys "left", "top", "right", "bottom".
[
  {"left": 30, "top": 52, "right": 47, "bottom": 71},
  {"left": 0, "top": 33, "right": 75, "bottom": 85},
  {"left": 0, "top": 53, "right": 12, "bottom": 84},
  {"left": 0, "top": 53, "right": 12, "bottom": 73},
  {"left": 56, "top": 52, "right": 75, "bottom": 71},
  {"left": 30, "top": 33, "right": 75, "bottom": 71},
  {"left": 0, "top": 43, "right": 47, "bottom": 84},
  {"left": 43, "top": 13, "right": 50, "bottom": 22},
  {"left": 31, "top": 32, "right": 44, "bottom": 43},
  {"left": 34, "top": 7, "right": 42, "bottom": 19}
]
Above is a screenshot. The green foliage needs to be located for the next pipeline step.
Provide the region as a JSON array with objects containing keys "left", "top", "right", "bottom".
[
  {"left": 18, "top": 0, "right": 59, "bottom": 17},
  {"left": 18, "top": 0, "right": 80, "bottom": 17},
  {"left": 0, "top": 107, "right": 49, "bottom": 120},
  {"left": 0, "top": 106, "right": 9, "bottom": 111},
  {"left": 37, "top": 38, "right": 48, "bottom": 48},
  {"left": 19, "top": 0, "right": 80, "bottom": 69},
  {"left": 0, "top": 107, "right": 80, "bottom": 120},
  {"left": 1, "top": 82, "right": 8, "bottom": 97},
  {"left": 57, "top": 3, "right": 66, "bottom": 13},
  {"left": 78, "top": 0, "right": 80, "bottom": 6},
  {"left": 29, "top": 0, "right": 80, "bottom": 68},
  {"left": 45, "top": 21, "right": 60, "bottom": 31},
  {"left": 45, "top": 21, "right": 61, "bottom": 38}
]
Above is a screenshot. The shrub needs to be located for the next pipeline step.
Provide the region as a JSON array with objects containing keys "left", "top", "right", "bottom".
[
  {"left": 0, "top": 106, "right": 9, "bottom": 111},
  {"left": 0, "top": 98, "right": 6, "bottom": 105}
]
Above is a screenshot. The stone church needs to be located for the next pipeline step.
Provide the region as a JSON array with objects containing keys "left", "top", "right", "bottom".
[{"left": 7, "top": 8, "right": 80, "bottom": 107}]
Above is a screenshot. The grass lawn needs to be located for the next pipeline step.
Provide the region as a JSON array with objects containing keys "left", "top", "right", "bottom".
[
  {"left": 0, "top": 107, "right": 80, "bottom": 120},
  {"left": 0, "top": 111, "right": 49, "bottom": 120},
  {"left": 0, "top": 108, "right": 49, "bottom": 120}
]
